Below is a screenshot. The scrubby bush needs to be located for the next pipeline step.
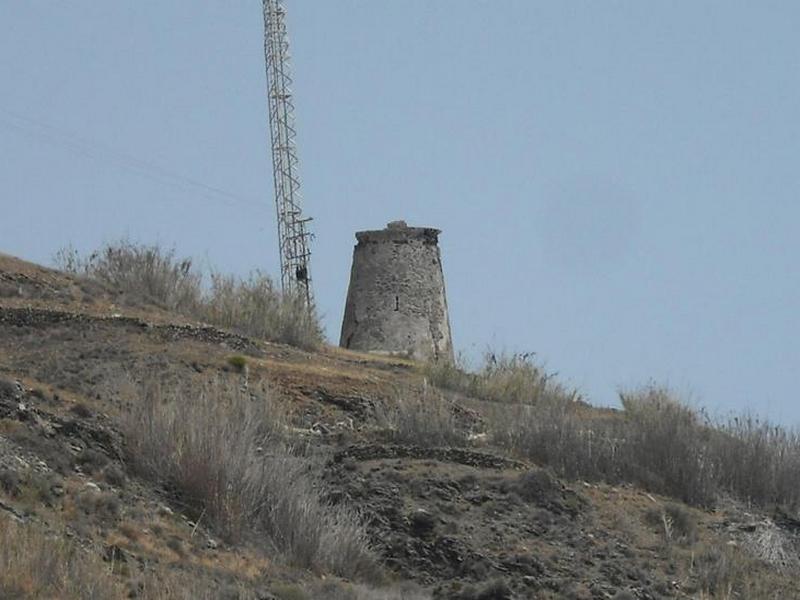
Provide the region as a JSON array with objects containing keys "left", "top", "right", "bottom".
[
  {"left": 55, "top": 241, "right": 324, "bottom": 350},
  {"left": 644, "top": 503, "right": 698, "bottom": 545},
  {"left": 123, "top": 380, "right": 376, "bottom": 579},
  {"left": 0, "top": 468, "right": 21, "bottom": 496},
  {"left": 74, "top": 489, "right": 121, "bottom": 523},
  {"left": 226, "top": 355, "right": 248, "bottom": 373},
  {"left": 423, "top": 345, "right": 800, "bottom": 510}
]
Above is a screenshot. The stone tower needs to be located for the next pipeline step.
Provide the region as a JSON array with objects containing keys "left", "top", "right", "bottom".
[{"left": 340, "top": 221, "right": 454, "bottom": 362}]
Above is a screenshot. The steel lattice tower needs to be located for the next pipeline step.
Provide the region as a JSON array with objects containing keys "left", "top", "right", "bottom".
[{"left": 263, "top": 0, "right": 313, "bottom": 308}]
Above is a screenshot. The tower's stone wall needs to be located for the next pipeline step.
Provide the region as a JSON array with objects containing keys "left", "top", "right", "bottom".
[{"left": 339, "top": 221, "right": 453, "bottom": 361}]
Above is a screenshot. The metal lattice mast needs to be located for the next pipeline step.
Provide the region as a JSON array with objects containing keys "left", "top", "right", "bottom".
[{"left": 263, "top": 0, "right": 313, "bottom": 308}]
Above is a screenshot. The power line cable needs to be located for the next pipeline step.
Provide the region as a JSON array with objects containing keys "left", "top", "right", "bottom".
[{"left": 0, "top": 107, "right": 270, "bottom": 214}]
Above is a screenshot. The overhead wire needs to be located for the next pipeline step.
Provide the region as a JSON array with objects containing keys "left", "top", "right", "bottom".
[{"left": 0, "top": 107, "right": 270, "bottom": 214}]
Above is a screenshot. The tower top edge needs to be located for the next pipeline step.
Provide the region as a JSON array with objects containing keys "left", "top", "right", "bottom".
[{"left": 355, "top": 221, "right": 442, "bottom": 244}]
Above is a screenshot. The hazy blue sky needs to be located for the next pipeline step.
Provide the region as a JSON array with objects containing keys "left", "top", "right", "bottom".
[{"left": 2, "top": 2, "right": 798, "bottom": 422}]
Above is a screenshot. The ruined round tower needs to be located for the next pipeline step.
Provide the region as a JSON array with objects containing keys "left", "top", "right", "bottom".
[{"left": 340, "top": 221, "right": 454, "bottom": 362}]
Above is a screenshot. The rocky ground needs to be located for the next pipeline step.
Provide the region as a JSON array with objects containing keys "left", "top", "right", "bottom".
[{"left": 1, "top": 252, "right": 799, "bottom": 599}]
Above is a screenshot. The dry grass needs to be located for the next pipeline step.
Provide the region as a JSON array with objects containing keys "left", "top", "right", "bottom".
[
  {"left": 305, "top": 581, "right": 431, "bottom": 600},
  {"left": 133, "top": 568, "right": 260, "bottom": 600},
  {"left": 55, "top": 241, "right": 323, "bottom": 350},
  {"left": 0, "top": 515, "right": 123, "bottom": 599},
  {"left": 0, "top": 515, "right": 269, "bottom": 600},
  {"left": 122, "top": 380, "right": 377, "bottom": 579},
  {"left": 490, "top": 394, "right": 620, "bottom": 481},
  {"left": 373, "top": 387, "right": 471, "bottom": 447},
  {"left": 689, "top": 544, "right": 793, "bottom": 600},
  {"left": 423, "top": 351, "right": 580, "bottom": 405}
]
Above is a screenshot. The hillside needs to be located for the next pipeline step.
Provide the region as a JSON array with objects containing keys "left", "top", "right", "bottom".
[{"left": 1, "top": 251, "right": 799, "bottom": 599}]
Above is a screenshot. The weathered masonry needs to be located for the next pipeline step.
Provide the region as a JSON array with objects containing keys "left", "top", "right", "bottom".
[{"left": 340, "top": 221, "right": 454, "bottom": 362}]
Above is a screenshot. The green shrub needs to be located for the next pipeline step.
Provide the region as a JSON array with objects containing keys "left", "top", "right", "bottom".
[{"left": 226, "top": 355, "right": 248, "bottom": 373}]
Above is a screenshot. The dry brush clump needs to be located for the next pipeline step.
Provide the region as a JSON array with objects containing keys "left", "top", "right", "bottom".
[
  {"left": 618, "top": 389, "right": 800, "bottom": 509},
  {"left": 55, "top": 241, "right": 202, "bottom": 312},
  {"left": 122, "top": 380, "right": 377, "bottom": 579},
  {"left": 713, "top": 415, "right": 800, "bottom": 509},
  {"left": 643, "top": 502, "right": 699, "bottom": 546},
  {"left": 373, "top": 386, "right": 472, "bottom": 448},
  {"left": 201, "top": 271, "right": 321, "bottom": 351},
  {"left": 490, "top": 395, "right": 622, "bottom": 483},
  {"left": 423, "top": 351, "right": 579, "bottom": 405},
  {"left": 616, "top": 387, "right": 717, "bottom": 506},
  {"left": 55, "top": 241, "right": 323, "bottom": 350}
]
